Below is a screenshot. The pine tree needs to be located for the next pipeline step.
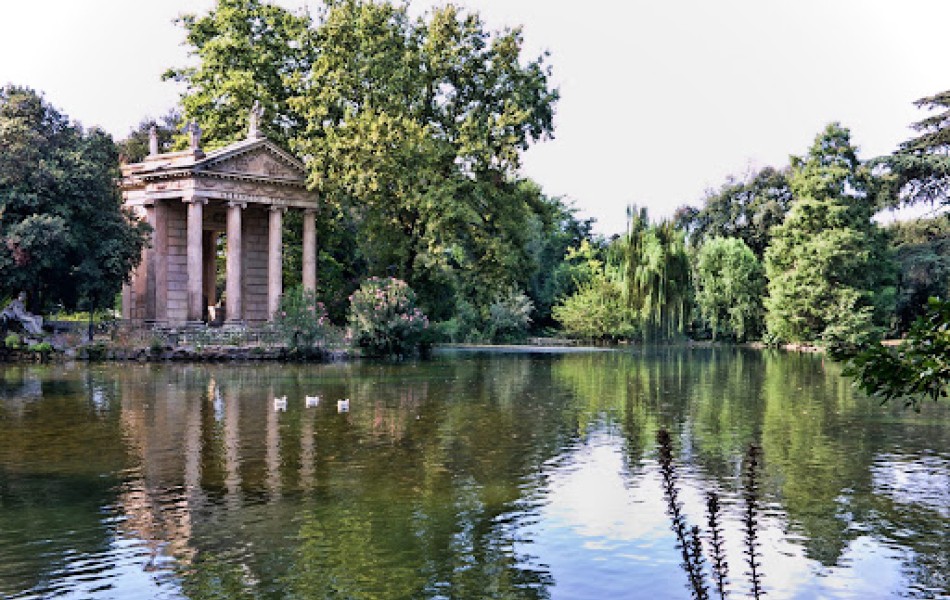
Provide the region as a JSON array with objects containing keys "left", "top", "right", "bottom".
[{"left": 764, "top": 123, "right": 895, "bottom": 348}]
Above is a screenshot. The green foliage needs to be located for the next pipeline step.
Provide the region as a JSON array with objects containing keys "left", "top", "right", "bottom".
[
  {"left": 557, "top": 239, "right": 607, "bottom": 295},
  {"left": 842, "top": 298, "right": 949, "bottom": 409},
  {"left": 553, "top": 209, "right": 691, "bottom": 343},
  {"left": 170, "top": 0, "right": 563, "bottom": 325},
  {"left": 4, "top": 333, "right": 20, "bottom": 349},
  {"left": 677, "top": 166, "right": 792, "bottom": 258},
  {"left": 887, "top": 216, "right": 950, "bottom": 333},
  {"left": 0, "top": 85, "right": 149, "bottom": 313},
  {"left": 876, "top": 90, "right": 950, "bottom": 208},
  {"left": 348, "top": 277, "right": 429, "bottom": 357},
  {"left": 523, "top": 194, "right": 596, "bottom": 329},
  {"left": 163, "top": 0, "right": 315, "bottom": 149},
  {"left": 616, "top": 207, "right": 691, "bottom": 340},
  {"left": 116, "top": 109, "right": 180, "bottom": 163},
  {"left": 26, "top": 341, "right": 52, "bottom": 355},
  {"left": 553, "top": 275, "right": 635, "bottom": 342},
  {"left": 271, "top": 287, "right": 333, "bottom": 353},
  {"left": 434, "top": 298, "right": 485, "bottom": 343},
  {"left": 764, "top": 123, "right": 895, "bottom": 347},
  {"left": 487, "top": 289, "right": 534, "bottom": 343},
  {"left": 694, "top": 237, "right": 765, "bottom": 341}
]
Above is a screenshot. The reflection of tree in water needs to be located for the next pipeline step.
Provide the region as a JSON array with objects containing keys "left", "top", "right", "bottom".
[
  {"left": 562, "top": 346, "right": 770, "bottom": 478},
  {"left": 0, "top": 365, "right": 128, "bottom": 597},
  {"left": 130, "top": 359, "right": 562, "bottom": 599},
  {"left": 281, "top": 492, "right": 551, "bottom": 599},
  {"left": 552, "top": 347, "right": 950, "bottom": 597},
  {"left": 685, "top": 348, "right": 768, "bottom": 476},
  {"left": 761, "top": 353, "right": 949, "bottom": 595},
  {"left": 759, "top": 351, "right": 873, "bottom": 565},
  {"left": 3, "top": 355, "right": 947, "bottom": 598}
]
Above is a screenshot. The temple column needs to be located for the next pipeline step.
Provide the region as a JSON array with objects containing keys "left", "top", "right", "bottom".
[
  {"left": 144, "top": 203, "right": 156, "bottom": 319},
  {"left": 121, "top": 284, "right": 132, "bottom": 321},
  {"left": 203, "top": 231, "right": 217, "bottom": 309},
  {"left": 302, "top": 208, "right": 317, "bottom": 293},
  {"left": 268, "top": 206, "right": 284, "bottom": 319},
  {"left": 185, "top": 195, "right": 206, "bottom": 323},
  {"left": 130, "top": 204, "right": 152, "bottom": 322},
  {"left": 154, "top": 201, "right": 168, "bottom": 322},
  {"left": 226, "top": 201, "right": 245, "bottom": 324}
]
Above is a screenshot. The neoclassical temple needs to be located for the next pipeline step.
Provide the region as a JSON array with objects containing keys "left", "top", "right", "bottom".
[{"left": 120, "top": 120, "right": 317, "bottom": 326}]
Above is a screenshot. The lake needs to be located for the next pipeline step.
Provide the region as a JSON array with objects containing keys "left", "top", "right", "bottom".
[{"left": 0, "top": 348, "right": 947, "bottom": 599}]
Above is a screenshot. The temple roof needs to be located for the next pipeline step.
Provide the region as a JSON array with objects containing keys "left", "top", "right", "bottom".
[
  {"left": 121, "top": 136, "right": 308, "bottom": 189},
  {"left": 120, "top": 132, "right": 317, "bottom": 210}
]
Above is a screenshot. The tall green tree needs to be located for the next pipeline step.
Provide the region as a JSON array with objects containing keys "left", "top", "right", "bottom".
[
  {"left": 524, "top": 193, "right": 596, "bottom": 329},
  {"left": 887, "top": 216, "right": 950, "bottom": 333},
  {"left": 878, "top": 90, "right": 950, "bottom": 208},
  {"left": 616, "top": 206, "right": 691, "bottom": 340},
  {"left": 0, "top": 85, "right": 149, "bottom": 313},
  {"left": 764, "top": 123, "right": 895, "bottom": 347},
  {"left": 291, "top": 1, "right": 557, "bottom": 315},
  {"left": 694, "top": 237, "right": 765, "bottom": 341},
  {"left": 844, "top": 91, "right": 950, "bottom": 406},
  {"left": 169, "top": 0, "right": 560, "bottom": 322},
  {"left": 677, "top": 166, "right": 792, "bottom": 258},
  {"left": 163, "top": 0, "right": 315, "bottom": 149}
]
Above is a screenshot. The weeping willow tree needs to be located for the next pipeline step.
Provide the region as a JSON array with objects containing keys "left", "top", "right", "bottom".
[{"left": 615, "top": 206, "right": 691, "bottom": 340}]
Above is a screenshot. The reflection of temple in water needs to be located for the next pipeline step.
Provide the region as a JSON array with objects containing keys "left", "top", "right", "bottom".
[
  {"left": 109, "top": 365, "right": 430, "bottom": 566},
  {"left": 114, "top": 367, "right": 315, "bottom": 565}
]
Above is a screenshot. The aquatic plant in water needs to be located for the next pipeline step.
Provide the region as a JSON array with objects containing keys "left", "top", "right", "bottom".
[{"left": 656, "top": 429, "right": 765, "bottom": 600}]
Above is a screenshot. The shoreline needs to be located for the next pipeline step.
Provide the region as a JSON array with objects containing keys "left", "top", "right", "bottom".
[{"left": 1, "top": 338, "right": 853, "bottom": 364}]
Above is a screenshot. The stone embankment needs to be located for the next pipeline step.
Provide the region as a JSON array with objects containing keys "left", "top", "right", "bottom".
[
  {"left": 1, "top": 339, "right": 350, "bottom": 363},
  {"left": 67, "top": 344, "right": 351, "bottom": 362}
]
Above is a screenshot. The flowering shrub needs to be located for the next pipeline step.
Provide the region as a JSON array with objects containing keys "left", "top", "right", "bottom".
[
  {"left": 348, "top": 277, "right": 428, "bottom": 357},
  {"left": 488, "top": 289, "right": 534, "bottom": 343},
  {"left": 272, "top": 287, "right": 333, "bottom": 354}
]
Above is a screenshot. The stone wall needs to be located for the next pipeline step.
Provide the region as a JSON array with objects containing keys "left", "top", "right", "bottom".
[
  {"left": 166, "top": 202, "right": 189, "bottom": 323},
  {"left": 242, "top": 207, "right": 269, "bottom": 322}
]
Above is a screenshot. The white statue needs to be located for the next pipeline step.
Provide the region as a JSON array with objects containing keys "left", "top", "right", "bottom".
[
  {"left": 185, "top": 120, "right": 202, "bottom": 150},
  {"left": 248, "top": 101, "right": 263, "bottom": 139},
  {"left": 1, "top": 293, "right": 44, "bottom": 335}
]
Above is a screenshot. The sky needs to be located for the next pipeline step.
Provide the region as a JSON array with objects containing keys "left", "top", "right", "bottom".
[{"left": 2, "top": 0, "right": 950, "bottom": 235}]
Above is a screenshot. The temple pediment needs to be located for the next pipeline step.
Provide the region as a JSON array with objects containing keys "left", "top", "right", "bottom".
[{"left": 199, "top": 139, "right": 307, "bottom": 184}]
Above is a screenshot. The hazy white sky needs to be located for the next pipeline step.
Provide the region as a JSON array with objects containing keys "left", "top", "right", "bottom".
[{"left": 2, "top": 0, "right": 949, "bottom": 234}]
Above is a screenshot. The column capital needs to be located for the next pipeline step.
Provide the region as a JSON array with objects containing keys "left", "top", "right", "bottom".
[
  {"left": 269, "top": 204, "right": 288, "bottom": 213},
  {"left": 184, "top": 195, "right": 208, "bottom": 205},
  {"left": 228, "top": 200, "right": 247, "bottom": 210},
  {"left": 303, "top": 207, "right": 318, "bottom": 216}
]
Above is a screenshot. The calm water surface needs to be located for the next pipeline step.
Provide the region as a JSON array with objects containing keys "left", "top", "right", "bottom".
[{"left": 0, "top": 348, "right": 947, "bottom": 599}]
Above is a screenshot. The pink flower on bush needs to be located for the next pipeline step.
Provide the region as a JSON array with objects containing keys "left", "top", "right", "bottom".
[{"left": 348, "top": 276, "right": 428, "bottom": 357}]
